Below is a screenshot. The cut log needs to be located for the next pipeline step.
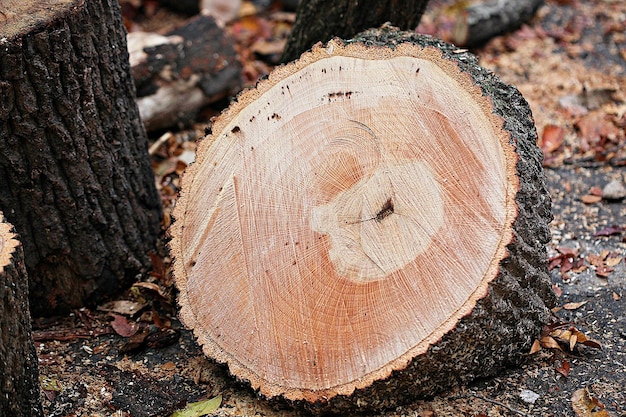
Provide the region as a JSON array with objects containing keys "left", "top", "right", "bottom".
[
  {"left": 0, "top": 0, "right": 162, "bottom": 315},
  {"left": 453, "top": 0, "right": 544, "bottom": 47},
  {"left": 129, "top": 14, "right": 242, "bottom": 131},
  {"left": 0, "top": 213, "right": 43, "bottom": 417},
  {"left": 171, "top": 28, "right": 555, "bottom": 412}
]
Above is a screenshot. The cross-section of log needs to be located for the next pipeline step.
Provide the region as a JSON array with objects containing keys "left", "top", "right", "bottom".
[{"left": 171, "top": 28, "right": 555, "bottom": 411}]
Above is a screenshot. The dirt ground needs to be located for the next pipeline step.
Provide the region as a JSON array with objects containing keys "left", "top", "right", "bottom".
[{"left": 36, "top": 0, "right": 625, "bottom": 416}]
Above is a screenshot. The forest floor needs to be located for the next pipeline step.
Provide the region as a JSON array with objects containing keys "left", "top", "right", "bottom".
[{"left": 36, "top": 0, "right": 625, "bottom": 416}]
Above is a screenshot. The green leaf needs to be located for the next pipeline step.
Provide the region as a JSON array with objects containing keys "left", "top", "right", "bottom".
[{"left": 170, "top": 395, "right": 222, "bottom": 417}]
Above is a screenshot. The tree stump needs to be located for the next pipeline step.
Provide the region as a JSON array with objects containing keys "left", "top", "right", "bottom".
[
  {"left": 0, "top": 213, "right": 43, "bottom": 417},
  {"left": 281, "top": 0, "right": 430, "bottom": 62},
  {"left": 0, "top": 0, "right": 162, "bottom": 315},
  {"left": 171, "top": 28, "right": 555, "bottom": 412}
]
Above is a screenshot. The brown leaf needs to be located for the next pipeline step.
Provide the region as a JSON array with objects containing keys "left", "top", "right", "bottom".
[
  {"left": 595, "top": 266, "right": 614, "bottom": 278},
  {"left": 540, "top": 125, "right": 565, "bottom": 154},
  {"left": 549, "top": 256, "right": 563, "bottom": 270},
  {"left": 558, "top": 246, "right": 579, "bottom": 256},
  {"left": 132, "top": 281, "right": 169, "bottom": 299},
  {"left": 109, "top": 314, "right": 139, "bottom": 337},
  {"left": 605, "top": 257, "right": 622, "bottom": 267},
  {"left": 613, "top": 292, "right": 621, "bottom": 301},
  {"left": 530, "top": 339, "right": 542, "bottom": 354},
  {"left": 589, "top": 186, "right": 603, "bottom": 196},
  {"left": 552, "top": 284, "right": 563, "bottom": 297},
  {"left": 541, "top": 335, "right": 563, "bottom": 351},
  {"left": 119, "top": 326, "right": 150, "bottom": 353},
  {"left": 571, "top": 388, "right": 610, "bottom": 417},
  {"left": 582, "top": 194, "right": 602, "bottom": 204},
  {"left": 580, "top": 339, "right": 602, "bottom": 349},
  {"left": 594, "top": 225, "right": 623, "bottom": 237},
  {"left": 563, "top": 301, "right": 588, "bottom": 310},
  {"left": 556, "top": 360, "right": 570, "bottom": 377}
]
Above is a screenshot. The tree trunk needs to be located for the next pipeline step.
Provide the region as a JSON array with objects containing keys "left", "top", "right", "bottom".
[
  {"left": 281, "top": 0, "right": 430, "bottom": 62},
  {"left": 0, "top": 0, "right": 162, "bottom": 316},
  {"left": 453, "top": 0, "right": 544, "bottom": 47},
  {"left": 0, "top": 213, "right": 43, "bottom": 417},
  {"left": 171, "top": 28, "right": 555, "bottom": 413}
]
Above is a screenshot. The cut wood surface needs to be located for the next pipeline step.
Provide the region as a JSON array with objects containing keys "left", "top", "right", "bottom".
[
  {"left": 0, "top": 213, "right": 43, "bottom": 417},
  {"left": 172, "top": 28, "right": 555, "bottom": 411},
  {"left": 0, "top": 0, "right": 162, "bottom": 315}
]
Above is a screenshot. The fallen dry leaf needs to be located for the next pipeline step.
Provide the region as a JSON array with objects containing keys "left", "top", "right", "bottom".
[
  {"left": 593, "top": 225, "right": 623, "bottom": 237},
  {"left": 540, "top": 124, "right": 565, "bottom": 154},
  {"left": 563, "top": 301, "right": 588, "bottom": 310},
  {"left": 613, "top": 292, "right": 621, "bottom": 301},
  {"left": 582, "top": 194, "right": 603, "bottom": 204},
  {"left": 530, "top": 339, "right": 542, "bottom": 354},
  {"left": 109, "top": 314, "right": 139, "bottom": 337},
  {"left": 571, "top": 388, "right": 610, "bottom": 417},
  {"left": 556, "top": 360, "right": 571, "bottom": 377},
  {"left": 605, "top": 257, "right": 622, "bottom": 267},
  {"left": 589, "top": 186, "right": 603, "bottom": 196},
  {"left": 540, "top": 335, "right": 563, "bottom": 351}
]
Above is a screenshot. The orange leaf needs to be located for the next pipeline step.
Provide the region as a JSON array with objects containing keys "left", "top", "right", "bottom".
[
  {"left": 571, "top": 388, "right": 610, "bottom": 417},
  {"left": 556, "top": 360, "right": 570, "bottom": 377},
  {"left": 530, "top": 339, "right": 542, "bottom": 354},
  {"left": 540, "top": 125, "right": 565, "bottom": 154},
  {"left": 582, "top": 195, "right": 602, "bottom": 204}
]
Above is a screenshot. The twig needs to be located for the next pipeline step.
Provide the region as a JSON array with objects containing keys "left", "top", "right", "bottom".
[
  {"left": 451, "top": 392, "right": 533, "bottom": 417},
  {"left": 148, "top": 132, "right": 174, "bottom": 156},
  {"left": 471, "top": 393, "right": 532, "bottom": 417}
]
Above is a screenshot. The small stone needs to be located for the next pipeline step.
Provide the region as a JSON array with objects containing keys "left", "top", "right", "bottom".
[
  {"left": 520, "top": 389, "right": 540, "bottom": 404},
  {"left": 602, "top": 179, "right": 626, "bottom": 200}
]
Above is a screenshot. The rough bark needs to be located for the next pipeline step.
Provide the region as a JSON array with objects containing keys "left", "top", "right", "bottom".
[
  {"left": 0, "top": 0, "right": 162, "bottom": 316},
  {"left": 172, "top": 27, "right": 555, "bottom": 413},
  {"left": 281, "top": 0, "right": 430, "bottom": 62},
  {"left": 128, "top": 14, "right": 242, "bottom": 131},
  {"left": 453, "top": 0, "right": 544, "bottom": 47},
  {"left": 0, "top": 213, "right": 43, "bottom": 417}
]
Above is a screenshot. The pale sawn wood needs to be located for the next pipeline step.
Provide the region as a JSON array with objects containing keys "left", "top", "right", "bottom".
[{"left": 171, "top": 30, "right": 554, "bottom": 410}]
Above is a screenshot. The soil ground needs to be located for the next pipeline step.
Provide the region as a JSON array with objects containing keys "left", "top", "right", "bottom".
[{"left": 36, "top": 0, "right": 625, "bottom": 416}]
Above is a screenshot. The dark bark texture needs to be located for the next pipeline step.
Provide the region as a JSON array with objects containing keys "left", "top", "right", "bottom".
[
  {"left": 0, "top": 213, "right": 43, "bottom": 417},
  {"left": 453, "top": 0, "right": 544, "bottom": 47},
  {"left": 280, "top": 28, "right": 556, "bottom": 414},
  {"left": 0, "top": 0, "right": 162, "bottom": 316},
  {"left": 281, "top": 0, "right": 430, "bottom": 62}
]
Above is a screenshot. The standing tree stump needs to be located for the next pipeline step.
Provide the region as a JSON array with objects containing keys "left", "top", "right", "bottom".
[
  {"left": 0, "top": 0, "right": 162, "bottom": 315},
  {"left": 172, "top": 28, "right": 555, "bottom": 412},
  {"left": 0, "top": 213, "right": 43, "bottom": 417}
]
